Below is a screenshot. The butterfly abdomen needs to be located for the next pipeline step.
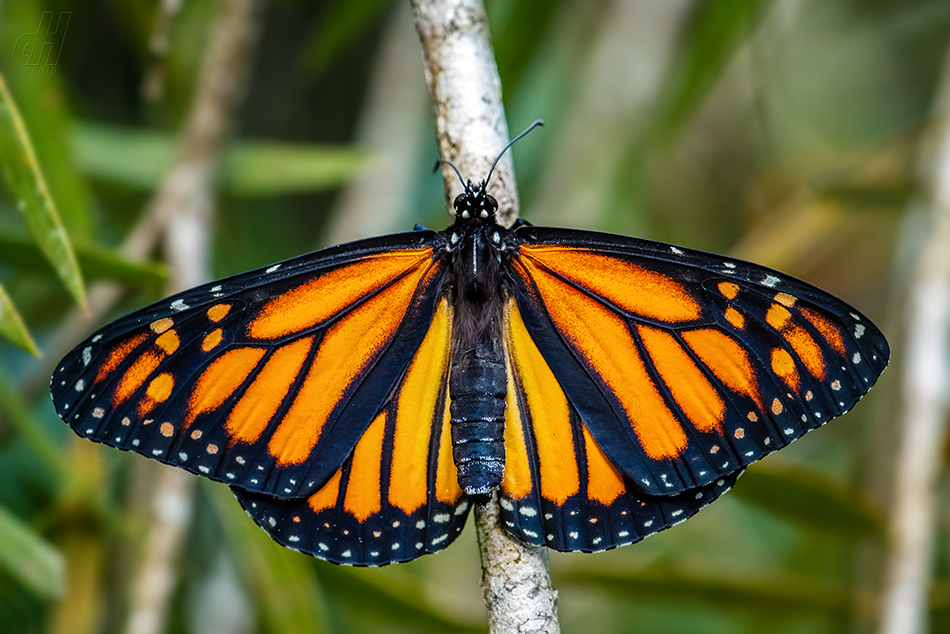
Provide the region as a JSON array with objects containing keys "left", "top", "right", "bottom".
[{"left": 449, "top": 336, "right": 507, "bottom": 498}]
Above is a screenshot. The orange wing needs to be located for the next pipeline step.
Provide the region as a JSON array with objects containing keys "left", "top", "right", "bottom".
[
  {"left": 51, "top": 232, "right": 448, "bottom": 500},
  {"left": 233, "top": 299, "right": 470, "bottom": 565},
  {"left": 501, "top": 298, "right": 741, "bottom": 552},
  {"left": 506, "top": 226, "right": 889, "bottom": 497}
]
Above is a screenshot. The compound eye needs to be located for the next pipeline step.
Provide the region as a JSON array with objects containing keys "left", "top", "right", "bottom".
[
  {"left": 454, "top": 193, "right": 466, "bottom": 209},
  {"left": 485, "top": 194, "right": 498, "bottom": 210}
]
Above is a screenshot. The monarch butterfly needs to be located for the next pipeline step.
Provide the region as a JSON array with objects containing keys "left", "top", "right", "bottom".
[{"left": 51, "top": 121, "right": 888, "bottom": 566}]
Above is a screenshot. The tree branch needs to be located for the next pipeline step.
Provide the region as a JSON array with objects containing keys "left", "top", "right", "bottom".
[
  {"left": 878, "top": 43, "right": 950, "bottom": 634},
  {"left": 411, "top": 1, "right": 559, "bottom": 632}
]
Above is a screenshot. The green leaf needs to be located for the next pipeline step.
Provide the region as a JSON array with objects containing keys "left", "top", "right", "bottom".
[
  {"left": 72, "top": 122, "right": 367, "bottom": 196},
  {"left": 651, "top": 0, "right": 770, "bottom": 144},
  {"left": 223, "top": 142, "right": 367, "bottom": 196},
  {"left": 0, "top": 73, "right": 87, "bottom": 311},
  {"left": 0, "top": 2, "right": 96, "bottom": 239},
  {"left": 0, "top": 230, "right": 167, "bottom": 286},
  {"left": 298, "top": 0, "right": 391, "bottom": 75},
  {"left": 0, "top": 505, "right": 64, "bottom": 600},
  {"left": 0, "top": 284, "right": 38, "bottom": 355},
  {"left": 732, "top": 462, "right": 885, "bottom": 538}
]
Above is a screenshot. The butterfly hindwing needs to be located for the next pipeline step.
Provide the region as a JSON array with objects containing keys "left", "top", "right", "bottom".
[
  {"left": 501, "top": 298, "right": 742, "bottom": 552},
  {"left": 506, "top": 225, "right": 889, "bottom": 497},
  {"left": 233, "top": 298, "right": 471, "bottom": 566},
  {"left": 51, "top": 231, "right": 448, "bottom": 500}
]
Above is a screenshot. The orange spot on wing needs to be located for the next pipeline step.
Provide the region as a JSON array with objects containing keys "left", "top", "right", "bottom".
[
  {"left": 308, "top": 470, "right": 343, "bottom": 513},
  {"left": 138, "top": 372, "right": 175, "bottom": 416},
  {"left": 207, "top": 304, "right": 231, "bottom": 322},
  {"left": 150, "top": 318, "right": 174, "bottom": 334},
  {"left": 725, "top": 307, "right": 745, "bottom": 329},
  {"left": 519, "top": 246, "right": 701, "bottom": 323},
  {"left": 784, "top": 324, "right": 827, "bottom": 381},
  {"left": 800, "top": 307, "right": 847, "bottom": 356},
  {"left": 185, "top": 348, "right": 266, "bottom": 426},
  {"left": 267, "top": 266, "right": 426, "bottom": 466},
  {"left": 682, "top": 329, "right": 763, "bottom": 410},
  {"left": 518, "top": 267, "right": 688, "bottom": 461},
  {"left": 718, "top": 282, "right": 739, "bottom": 300},
  {"left": 388, "top": 300, "right": 451, "bottom": 514},
  {"left": 775, "top": 292, "right": 797, "bottom": 307},
  {"left": 767, "top": 304, "right": 828, "bottom": 381},
  {"left": 201, "top": 329, "right": 223, "bottom": 351},
  {"left": 247, "top": 248, "right": 433, "bottom": 339},
  {"left": 226, "top": 337, "right": 313, "bottom": 444},
  {"left": 638, "top": 326, "right": 724, "bottom": 434},
  {"left": 505, "top": 300, "right": 578, "bottom": 504},
  {"left": 770, "top": 348, "right": 800, "bottom": 391},
  {"left": 114, "top": 350, "right": 163, "bottom": 406},
  {"left": 582, "top": 425, "right": 625, "bottom": 505},
  {"left": 766, "top": 304, "right": 791, "bottom": 330},
  {"left": 96, "top": 333, "right": 149, "bottom": 383},
  {"left": 155, "top": 329, "right": 179, "bottom": 354},
  {"left": 343, "top": 412, "right": 387, "bottom": 522}
]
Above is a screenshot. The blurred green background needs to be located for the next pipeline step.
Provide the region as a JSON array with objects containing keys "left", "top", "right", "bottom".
[{"left": 0, "top": 0, "right": 941, "bottom": 632}]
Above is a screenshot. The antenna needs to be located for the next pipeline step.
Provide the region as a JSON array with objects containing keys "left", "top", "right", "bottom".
[
  {"left": 432, "top": 119, "right": 545, "bottom": 189},
  {"left": 485, "top": 119, "right": 544, "bottom": 186},
  {"left": 432, "top": 159, "right": 465, "bottom": 187}
]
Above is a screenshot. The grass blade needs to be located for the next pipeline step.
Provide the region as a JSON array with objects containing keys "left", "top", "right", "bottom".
[{"left": 0, "top": 74, "right": 86, "bottom": 311}]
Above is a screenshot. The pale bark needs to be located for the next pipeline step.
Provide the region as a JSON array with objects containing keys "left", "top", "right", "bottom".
[{"left": 411, "top": 1, "right": 560, "bottom": 632}]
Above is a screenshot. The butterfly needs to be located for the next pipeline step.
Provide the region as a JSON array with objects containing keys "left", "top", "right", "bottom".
[{"left": 51, "top": 121, "right": 889, "bottom": 566}]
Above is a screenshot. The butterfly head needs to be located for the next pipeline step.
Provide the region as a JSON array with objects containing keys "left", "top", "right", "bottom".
[{"left": 453, "top": 179, "right": 498, "bottom": 223}]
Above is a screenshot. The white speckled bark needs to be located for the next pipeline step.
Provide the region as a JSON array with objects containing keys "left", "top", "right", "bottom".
[{"left": 411, "top": 2, "right": 559, "bottom": 632}]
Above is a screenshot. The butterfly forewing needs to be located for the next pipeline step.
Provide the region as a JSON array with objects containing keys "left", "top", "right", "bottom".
[
  {"left": 501, "top": 298, "right": 743, "bottom": 552},
  {"left": 506, "top": 226, "right": 888, "bottom": 497},
  {"left": 51, "top": 231, "right": 448, "bottom": 500},
  {"left": 233, "top": 298, "right": 471, "bottom": 566}
]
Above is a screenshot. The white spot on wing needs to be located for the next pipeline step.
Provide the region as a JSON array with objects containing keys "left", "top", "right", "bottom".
[
  {"left": 762, "top": 274, "right": 780, "bottom": 287},
  {"left": 170, "top": 299, "right": 190, "bottom": 312}
]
